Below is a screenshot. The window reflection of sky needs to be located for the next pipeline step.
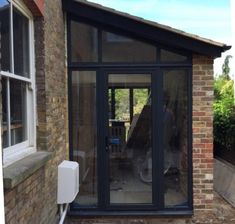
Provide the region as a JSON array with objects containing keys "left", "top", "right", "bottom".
[{"left": 0, "top": 0, "right": 9, "bottom": 8}]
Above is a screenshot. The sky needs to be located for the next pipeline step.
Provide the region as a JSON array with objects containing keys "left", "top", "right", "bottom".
[{"left": 89, "top": 0, "right": 234, "bottom": 76}]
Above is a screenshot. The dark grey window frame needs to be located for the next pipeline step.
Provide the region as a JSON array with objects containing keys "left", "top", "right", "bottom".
[{"left": 67, "top": 14, "right": 193, "bottom": 217}]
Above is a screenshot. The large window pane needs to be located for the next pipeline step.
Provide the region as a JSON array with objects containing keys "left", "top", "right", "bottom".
[
  {"left": 10, "top": 79, "right": 27, "bottom": 145},
  {"left": 13, "top": 7, "right": 30, "bottom": 77},
  {"left": 161, "top": 49, "right": 188, "bottom": 62},
  {"left": 0, "top": 0, "right": 10, "bottom": 72},
  {"left": 102, "top": 31, "right": 157, "bottom": 63},
  {"left": 163, "top": 70, "right": 188, "bottom": 207},
  {"left": 2, "top": 78, "right": 27, "bottom": 148},
  {"left": 70, "top": 21, "right": 98, "bottom": 62},
  {"left": 71, "top": 71, "right": 98, "bottom": 206}
]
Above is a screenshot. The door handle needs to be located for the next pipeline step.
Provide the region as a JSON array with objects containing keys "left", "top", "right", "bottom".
[{"left": 105, "top": 136, "right": 109, "bottom": 151}]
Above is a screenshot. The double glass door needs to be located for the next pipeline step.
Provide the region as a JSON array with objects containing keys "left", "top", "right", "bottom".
[{"left": 71, "top": 69, "right": 189, "bottom": 210}]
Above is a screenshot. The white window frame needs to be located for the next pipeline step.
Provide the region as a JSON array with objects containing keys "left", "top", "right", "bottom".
[{"left": 1, "top": 0, "right": 36, "bottom": 167}]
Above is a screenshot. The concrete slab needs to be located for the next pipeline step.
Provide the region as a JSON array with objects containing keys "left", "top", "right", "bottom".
[
  {"left": 214, "top": 158, "right": 235, "bottom": 207},
  {"left": 3, "top": 151, "right": 53, "bottom": 189}
]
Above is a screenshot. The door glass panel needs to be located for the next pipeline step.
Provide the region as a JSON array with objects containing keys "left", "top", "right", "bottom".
[
  {"left": 108, "top": 74, "right": 152, "bottom": 204},
  {"left": 102, "top": 31, "right": 156, "bottom": 63},
  {"left": 71, "top": 71, "right": 98, "bottom": 206},
  {"left": 163, "top": 70, "right": 188, "bottom": 207},
  {"left": 70, "top": 21, "right": 98, "bottom": 62}
]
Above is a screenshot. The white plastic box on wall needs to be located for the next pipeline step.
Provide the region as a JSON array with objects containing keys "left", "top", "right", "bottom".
[{"left": 57, "top": 160, "right": 79, "bottom": 204}]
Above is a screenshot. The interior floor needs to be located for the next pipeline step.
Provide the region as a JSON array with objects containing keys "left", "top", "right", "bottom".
[
  {"left": 110, "top": 162, "right": 187, "bottom": 206},
  {"left": 75, "top": 158, "right": 187, "bottom": 206}
]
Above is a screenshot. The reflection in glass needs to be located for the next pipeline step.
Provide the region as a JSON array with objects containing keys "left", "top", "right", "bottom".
[
  {"left": 2, "top": 77, "right": 8, "bottom": 148},
  {"left": 71, "top": 21, "right": 98, "bottom": 62},
  {"left": 102, "top": 31, "right": 156, "bottom": 63},
  {"left": 71, "top": 71, "right": 98, "bottom": 206},
  {"left": 163, "top": 70, "right": 188, "bottom": 207},
  {"left": 10, "top": 79, "right": 27, "bottom": 145},
  {"left": 108, "top": 74, "right": 152, "bottom": 204},
  {"left": 13, "top": 7, "right": 29, "bottom": 77},
  {"left": 161, "top": 49, "right": 187, "bottom": 62},
  {"left": 0, "top": 0, "right": 10, "bottom": 72}
]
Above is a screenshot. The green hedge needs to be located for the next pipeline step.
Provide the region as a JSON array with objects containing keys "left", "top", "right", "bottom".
[{"left": 213, "top": 76, "right": 235, "bottom": 152}]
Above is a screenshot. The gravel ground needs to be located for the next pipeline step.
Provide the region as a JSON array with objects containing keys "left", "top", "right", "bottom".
[
  {"left": 65, "top": 192, "right": 235, "bottom": 224},
  {"left": 213, "top": 192, "right": 235, "bottom": 224}
]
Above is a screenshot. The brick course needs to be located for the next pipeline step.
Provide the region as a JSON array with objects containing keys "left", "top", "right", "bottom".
[{"left": 192, "top": 55, "right": 214, "bottom": 214}]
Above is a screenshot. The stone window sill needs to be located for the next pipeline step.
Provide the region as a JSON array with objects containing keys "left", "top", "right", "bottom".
[{"left": 3, "top": 151, "right": 53, "bottom": 190}]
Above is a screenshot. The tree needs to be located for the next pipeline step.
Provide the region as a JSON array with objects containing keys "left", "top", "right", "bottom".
[
  {"left": 214, "top": 55, "right": 235, "bottom": 155},
  {"left": 221, "top": 55, "right": 232, "bottom": 80}
]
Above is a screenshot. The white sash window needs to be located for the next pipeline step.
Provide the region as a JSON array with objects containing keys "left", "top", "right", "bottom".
[{"left": 0, "top": 0, "right": 36, "bottom": 166}]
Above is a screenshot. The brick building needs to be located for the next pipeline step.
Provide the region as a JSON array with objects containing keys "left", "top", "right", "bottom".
[{"left": 0, "top": 0, "right": 230, "bottom": 223}]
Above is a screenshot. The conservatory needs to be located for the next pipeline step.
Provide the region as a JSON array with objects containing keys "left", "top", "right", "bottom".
[
  {"left": 63, "top": 0, "right": 229, "bottom": 216},
  {"left": 2, "top": 0, "right": 231, "bottom": 223}
]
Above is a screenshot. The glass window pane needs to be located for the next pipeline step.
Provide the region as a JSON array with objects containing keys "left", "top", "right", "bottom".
[
  {"left": 161, "top": 49, "right": 188, "bottom": 62},
  {"left": 10, "top": 79, "right": 27, "bottom": 145},
  {"left": 102, "top": 31, "right": 157, "bottom": 63},
  {"left": 13, "top": 6, "right": 30, "bottom": 77},
  {"left": 70, "top": 21, "right": 98, "bottom": 62},
  {"left": 1, "top": 77, "right": 9, "bottom": 148},
  {"left": 108, "top": 74, "right": 152, "bottom": 204},
  {"left": 71, "top": 71, "right": 98, "bottom": 206},
  {"left": 0, "top": 0, "right": 10, "bottom": 72},
  {"left": 163, "top": 70, "right": 188, "bottom": 207}
]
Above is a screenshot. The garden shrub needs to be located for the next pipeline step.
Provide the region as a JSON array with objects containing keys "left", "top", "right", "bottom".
[{"left": 213, "top": 56, "right": 235, "bottom": 158}]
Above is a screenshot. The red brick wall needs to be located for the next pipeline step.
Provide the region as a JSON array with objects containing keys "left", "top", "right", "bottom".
[
  {"left": 192, "top": 54, "right": 214, "bottom": 214},
  {"left": 23, "top": 0, "right": 44, "bottom": 16}
]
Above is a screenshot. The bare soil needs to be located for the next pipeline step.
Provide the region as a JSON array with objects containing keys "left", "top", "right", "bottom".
[{"left": 213, "top": 192, "right": 235, "bottom": 224}]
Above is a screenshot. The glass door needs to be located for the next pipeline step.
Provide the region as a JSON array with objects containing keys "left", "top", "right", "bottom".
[{"left": 105, "top": 72, "right": 153, "bottom": 206}]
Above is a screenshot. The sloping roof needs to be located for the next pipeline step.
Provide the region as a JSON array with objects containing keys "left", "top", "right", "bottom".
[{"left": 63, "top": 0, "right": 231, "bottom": 57}]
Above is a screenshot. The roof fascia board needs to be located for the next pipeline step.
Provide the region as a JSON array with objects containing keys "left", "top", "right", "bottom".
[{"left": 63, "top": 0, "right": 230, "bottom": 57}]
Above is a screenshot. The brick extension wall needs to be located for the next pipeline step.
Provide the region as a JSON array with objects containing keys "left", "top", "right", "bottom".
[
  {"left": 63, "top": 53, "right": 214, "bottom": 224},
  {"left": 4, "top": 0, "right": 68, "bottom": 223},
  {"left": 192, "top": 55, "right": 214, "bottom": 216},
  {"left": 68, "top": 55, "right": 215, "bottom": 224}
]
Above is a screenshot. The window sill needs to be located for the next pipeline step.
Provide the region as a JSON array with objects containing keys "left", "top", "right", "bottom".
[
  {"left": 3, "top": 151, "right": 53, "bottom": 190},
  {"left": 68, "top": 210, "right": 193, "bottom": 217}
]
